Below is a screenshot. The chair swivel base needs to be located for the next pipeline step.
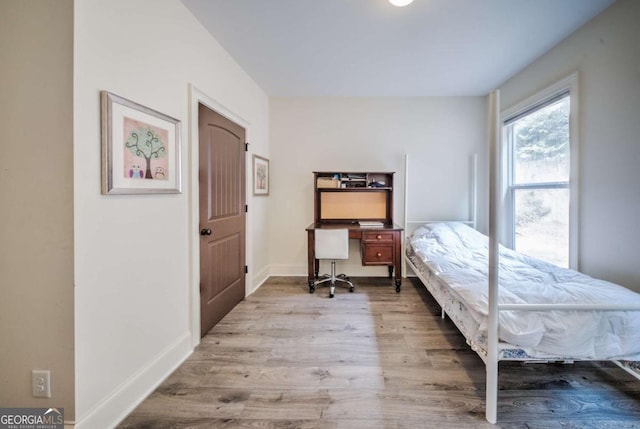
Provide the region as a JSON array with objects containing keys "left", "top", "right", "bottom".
[
  {"left": 311, "top": 274, "right": 354, "bottom": 298},
  {"left": 309, "top": 260, "right": 354, "bottom": 298}
]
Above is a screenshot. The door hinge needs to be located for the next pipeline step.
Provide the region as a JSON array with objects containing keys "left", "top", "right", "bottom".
[
  {"left": 244, "top": 265, "right": 248, "bottom": 274},
  {"left": 245, "top": 142, "right": 249, "bottom": 152},
  {"left": 245, "top": 204, "right": 248, "bottom": 213}
]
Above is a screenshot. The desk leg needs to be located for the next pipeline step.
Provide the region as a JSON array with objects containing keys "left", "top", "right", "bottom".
[
  {"left": 394, "top": 231, "right": 402, "bottom": 293},
  {"left": 388, "top": 266, "right": 393, "bottom": 279},
  {"left": 307, "top": 229, "right": 316, "bottom": 292}
]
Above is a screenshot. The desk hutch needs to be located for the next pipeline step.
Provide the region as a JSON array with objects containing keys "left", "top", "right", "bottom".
[{"left": 306, "top": 171, "right": 403, "bottom": 292}]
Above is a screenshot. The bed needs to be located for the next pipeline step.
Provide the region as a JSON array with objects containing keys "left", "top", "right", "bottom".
[
  {"left": 406, "top": 221, "right": 640, "bottom": 360},
  {"left": 401, "top": 91, "right": 640, "bottom": 423},
  {"left": 405, "top": 221, "right": 640, "bottom": 422}
]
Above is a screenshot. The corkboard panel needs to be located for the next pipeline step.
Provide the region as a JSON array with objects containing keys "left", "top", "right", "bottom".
[{"left": 320, "top": 192, "right": 387, "bottom": 220}]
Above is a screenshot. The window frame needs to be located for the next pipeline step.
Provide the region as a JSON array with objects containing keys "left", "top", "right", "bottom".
[{"left": 500, "top": 73, "right": 579, "bottom": 269}]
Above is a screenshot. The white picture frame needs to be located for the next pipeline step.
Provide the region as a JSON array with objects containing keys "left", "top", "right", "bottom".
[{"left": 101, "top": 91, "right": 182, "bottom": 194}]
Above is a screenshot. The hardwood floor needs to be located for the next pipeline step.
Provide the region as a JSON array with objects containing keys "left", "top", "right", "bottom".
[{"left": 118, "top": 277, "right": 640, "bottom": 428}]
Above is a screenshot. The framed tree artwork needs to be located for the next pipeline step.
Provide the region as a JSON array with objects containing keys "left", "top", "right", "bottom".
[
  {"left": 252, "top": 154, "right": 269, "bottom": 196},
  {"left": 101, "top": 91, "right": 182, "bottom": 194}
]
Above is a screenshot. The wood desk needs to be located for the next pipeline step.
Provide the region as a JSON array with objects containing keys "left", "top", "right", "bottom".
[{"left": 306, "top": 223, "right": 403, "bottom": 292}]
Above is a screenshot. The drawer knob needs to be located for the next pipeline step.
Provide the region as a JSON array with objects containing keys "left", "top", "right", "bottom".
[
  {"left": 376, "top": 235, "right": 382, "bottom": 239},
  {"left": 376, "top": 252, "right": 382, "bottom": 257}
]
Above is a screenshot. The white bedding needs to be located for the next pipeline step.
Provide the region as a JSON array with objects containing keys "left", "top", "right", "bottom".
[{"left": 409, "top": 222, "right": 640, "bottom": 359}]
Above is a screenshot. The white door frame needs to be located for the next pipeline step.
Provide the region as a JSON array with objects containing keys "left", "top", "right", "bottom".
[{"left": 187, "top": 83, "right": 252, "bottom": 348}]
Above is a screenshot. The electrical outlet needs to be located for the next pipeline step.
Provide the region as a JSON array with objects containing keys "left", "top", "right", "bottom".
[{"left": 32, "top": 370, "right": 51, "bottom": 398}]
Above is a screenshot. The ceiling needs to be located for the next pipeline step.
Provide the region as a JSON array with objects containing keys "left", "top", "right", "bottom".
[{"left": 181, "top": 0, "right": 614, "bottom": 97}]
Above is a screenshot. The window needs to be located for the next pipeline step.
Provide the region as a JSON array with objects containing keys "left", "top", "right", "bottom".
[{"left": 503, "top": 75, "right": 578, "bottom": 268}]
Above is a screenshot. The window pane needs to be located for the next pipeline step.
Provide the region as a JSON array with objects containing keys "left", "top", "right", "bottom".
[
  {"left": 514, "top": 188, "right": 569, "bottom": 267},
  {"left": 511, "top": 96, "right": 570, "bottom": 184}
]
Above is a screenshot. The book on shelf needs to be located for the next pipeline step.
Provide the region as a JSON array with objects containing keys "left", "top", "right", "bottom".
[{"left": 358, "top": 221, "right": 384, "bottom": 228}]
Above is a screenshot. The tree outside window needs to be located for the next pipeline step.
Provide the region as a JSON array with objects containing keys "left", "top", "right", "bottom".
[{"left": 506, "top": 95, "right": 570, "bottom": 267}]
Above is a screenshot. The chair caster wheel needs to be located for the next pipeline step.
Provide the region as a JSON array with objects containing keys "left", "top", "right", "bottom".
[
  {"left": 329, "top": 293, "right": 334, "bottom": 298},
  {"left": 349, "top": 286, "right": 355, "bottom": 293}
]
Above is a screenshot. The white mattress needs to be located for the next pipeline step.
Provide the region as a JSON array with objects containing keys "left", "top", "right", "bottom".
[{"left": 407, "top": 222, "right": 640, "bottom": 360}]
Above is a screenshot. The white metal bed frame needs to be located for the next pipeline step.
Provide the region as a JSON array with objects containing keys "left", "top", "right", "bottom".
[{"left": 402, "top": 90, "right": 640, "bottom": 424}]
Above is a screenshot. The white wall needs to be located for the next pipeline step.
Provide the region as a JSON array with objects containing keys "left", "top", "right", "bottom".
[
  {"left": 73, "top": 0, "right": 269, "bottom": 427},
  {"left": 499, "top": 0, "right": 640, "bottom": 291},
  {"left": 269, "top": 97, "right": 487, "bottom": 277},
  {"left": 0, "top": 0, "right": 75, "bottom": 421}
]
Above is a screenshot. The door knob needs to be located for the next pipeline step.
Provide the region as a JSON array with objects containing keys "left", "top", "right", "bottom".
[{"left": 200, "top": 228, "right": 212, "bottom": 236}]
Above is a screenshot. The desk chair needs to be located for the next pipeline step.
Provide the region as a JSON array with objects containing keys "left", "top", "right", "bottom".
[{"left": 311, "top": 229, "right": 354, "bottom": 298}]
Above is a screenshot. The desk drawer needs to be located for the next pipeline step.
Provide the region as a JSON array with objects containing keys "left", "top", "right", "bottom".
[
  {"left": 362, "top": 244, "right": 393, "bottom": 265},
  {"left": 361, "top": 231, "right": 394, "bottom": 242}
]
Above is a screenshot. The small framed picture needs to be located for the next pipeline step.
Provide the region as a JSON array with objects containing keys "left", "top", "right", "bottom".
[
  {"left": 252, "top": 154, "right": 269, "bottom": 196},
  {"left": 101, "top": 91, "right": 182, "bottom": 194}
]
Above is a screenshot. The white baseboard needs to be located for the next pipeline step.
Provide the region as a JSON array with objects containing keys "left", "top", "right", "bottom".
[
  {"left": 268, "top": 264, "right": 306, "bottom": 276},
  {"left": 248, "top": 265, "right": 270, "bottom": 296},
  {"left": 75, "top": 332, "right": 192, "bottom": 429},
  {"left": 268, "top": 264, "right": 389, "bottom": 278}
]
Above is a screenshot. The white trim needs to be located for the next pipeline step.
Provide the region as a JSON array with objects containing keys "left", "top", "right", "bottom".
[
  {"left": 266, "top": 264, "right": 389, "bottom": 278},
  {"left": 75, "top": 332, "right": 191, "bottom": 429},
  {"left": 249, "top": 265, "right": 270, "bottom": 296},
  {"left": 501, "top": 73, "right": 577, "bottom": 121},
  {"left": 187, "top": 83, "right": 252, "bottom": 348},
  {"left": 267, "top": 265, "right": 308, "bottom": 276},
  {"left": 567, "top": 75, "right": 579, "bottom": 270},
  {"left": 500, "top": 72, "right": 579, "bottom": 269}
]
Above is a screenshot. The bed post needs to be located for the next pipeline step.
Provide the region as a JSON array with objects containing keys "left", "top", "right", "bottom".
[
  {"left": 403, "top": 154, "right": 409, "bottom": 278},
  {"left": 486, "top": 90, "right": 501, "bottom": 424},
  {"left": 471, "top": 153, "right": 478, "bottom": 230}
]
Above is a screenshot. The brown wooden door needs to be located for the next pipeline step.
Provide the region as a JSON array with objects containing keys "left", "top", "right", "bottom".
[{"left": 199, "top": 103, "right": 246, "bottom": 336}]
